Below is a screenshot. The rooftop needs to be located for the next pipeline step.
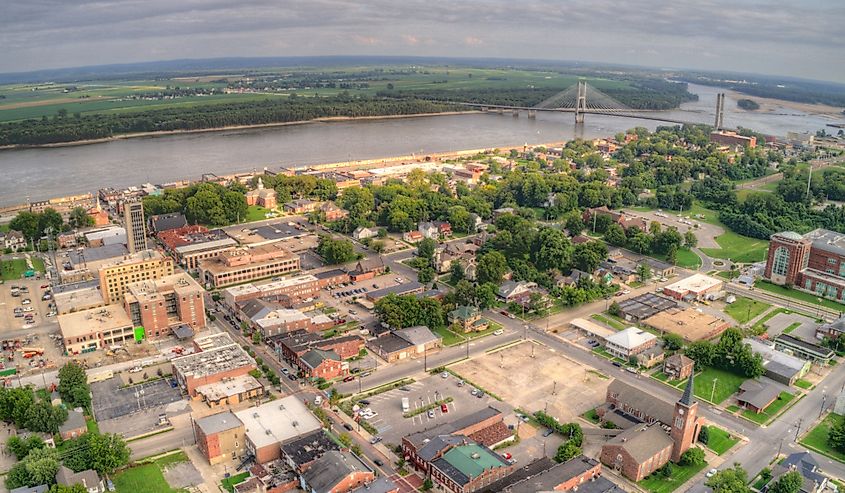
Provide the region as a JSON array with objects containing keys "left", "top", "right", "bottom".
[
  {"left": 124, "top": 272, "right": 203, "bottom": 304},
  {"left": 406, "top": 406, "right": 502, "bottom": 449},
  {"left": 173, "top": 335, "right": 255, "bottom": 379},
  {"left": 366, "top": 281, "right": 423, "bottom": 300},
  {"left": 569, "top": 318, "right": 616, "bottom": 340},
  {"left": 67, "top": 243, "right": 129, "bottom": 265},
  {"left": 195, "top": 375, "right": 264, "bottom": 403},
  {"left": 605, "top": 327, "right": 656, "bottom": 350},
  {"left": 234, "top": 396, "right": 321, "bottom": 449},
  {"left": 776, "top": 334, "right": 835, "bottom": 358},
  {"left": 53, "top": 285, "right": 105, "bottom": 315},
  {"left": 738, "top": 379, "right": 781, "bottom": 410},
  {"left": 745, "top": 338, "right": 809, "bottom": 372},
  {"left": 616, "top": 293, "right": 678, "bottom": 320},
  {"left": 606, "top": 424, "right": 674, "bottom": 463},
  {"left": 395, "top": 325, "right": 440, "bottom": 346},
  {"left": 98, "top": 249, "right": 166, "bottom": 270},
  {"left": 805, "top": 228, "right": 845, "bottom": 256},
  {"left": 195, "top": 411, "right": 243, "bottom": 436},
  {"left": 281, "top": 430, "right": 339, "bottom": 468},
  {"left": 665, "top": 273, "right": 723, "bottom": 295},
  {"left": 58, "top": 304, "right": 133, "bottom": 339},
  {"left": 433, "top": 443, "right": 508, "bottom": 486},
  {"left": 643, "top": 307, "right": 730, "bottom": 342},
  {"left": 302, "top": 450, "right": 372, "bottom": 493}
]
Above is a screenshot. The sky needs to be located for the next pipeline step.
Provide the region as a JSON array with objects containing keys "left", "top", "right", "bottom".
[{"left": 2, "top": 0, "right": 844, "bottom": 82}]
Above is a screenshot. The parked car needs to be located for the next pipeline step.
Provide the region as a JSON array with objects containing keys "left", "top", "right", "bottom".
[
  {"left": 440, "top": 371, "right": 448, "bottom": 379},
  {"left": 374, "top": 459, "right": 384, "bottom": 467},
  {"left": 359, "top": 399, "right": 370, "bottom": 405},
  {"left": 501, "top": 452, "right": 512, "bottom": 460},
  {"left": 343, "top": 375, "right": 355, "bottom": 382},
  {"left": 493, "top": 329, "right": 504, "bottom": 336},
  {"left": 476, "top": 391, "right": 484, "bottom": 399},
  {"left": 441, "top": 404, "right": 449, "bottom": 413},
  {"left": 281, "top": 368, "right": 289, "bottom": 375},
  {"left": 370, "top": 436, "right": 382, "bottom": 444},
  {"left": 343, "top": 423, "right": 354, "bottom": 431},
  {"left": 288, "top": 374, "right": 297, "bottom": 381},
  {"left": 706, "top": 469, "right": 717, "bottom": 478},
  {"left": 543, "top": 428, "right": 554, "bottom": 437},
  {"left": 612, "top": 362, "right": 622, "bottom": 367},
  {"left": 427, "top": 410, "right": 435, "bottom": 418}
]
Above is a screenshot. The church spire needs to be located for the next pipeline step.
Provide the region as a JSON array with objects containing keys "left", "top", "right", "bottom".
[{"left": 679, "top": 369, "right": 695, "bottom": 406}]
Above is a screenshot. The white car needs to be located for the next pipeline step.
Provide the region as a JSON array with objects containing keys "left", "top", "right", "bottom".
[
  {"left": 706, "top": 469, "right": 718, "bottom": 478},
  {"left": 493, "top": 329, "right": 504, "bottom": 336},
  {"left": 129, "top": 366, "right": 143, "bottom": 373}
]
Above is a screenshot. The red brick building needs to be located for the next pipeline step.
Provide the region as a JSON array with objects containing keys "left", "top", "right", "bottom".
[
  {"left": 172, "top": 333, "right": 257, "bottom": 398},
  {"left": 301, "top": 450, "right": 375, "bottom": 493},
  {"left": 194, "top": 411, "right": 246, "bottom": 465},
  {"left": 300, "top": 349, "right": 348, "bottom": 380},
  {"left": 765, "top": 230, "right": 845, "bottom": 302}
]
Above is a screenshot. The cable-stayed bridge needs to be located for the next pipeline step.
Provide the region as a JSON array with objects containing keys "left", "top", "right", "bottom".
[{"left": 454, "top": 81, "right": 725, "bottom": 127}]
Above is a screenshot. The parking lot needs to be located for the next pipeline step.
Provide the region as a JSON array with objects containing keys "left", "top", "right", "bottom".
[
  {"left": 622, "top": 209, "right": 723, "bottom": 249},
  {"left": 0, "top": 277, "right": 56, "bottom": 333},
  {"left": 353, "top": 375, "right": 503, "bottom": 446},
  {"left": 315, "top": 274, "right": 412, "bottom": 330},
  {"left": 764, "top": 312, "right": 819, "bottom": 339},
  {"left": 450, "top": 341, "right": 610, "bottom": 422},
  {"left": 92, "top": 376, "right": 184, "bottom": 422}
]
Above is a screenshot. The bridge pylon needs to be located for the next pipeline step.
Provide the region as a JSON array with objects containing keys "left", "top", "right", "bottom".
[
  {"left": 575, "top": 80, "right": 587, "bottom": 124},
  {"left": 714, "top": 93, "right": 725, "bottom": 129}
]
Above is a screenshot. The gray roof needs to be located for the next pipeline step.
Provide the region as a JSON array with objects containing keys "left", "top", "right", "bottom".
[
  {"left": 355, "top": 256, "right": 385, "bottom": 273},
  {"left": 68, "top": 243, "right": 128, "bottom": 264},
  {"left": 150, "top": 213, "right": 187, "bottom": 233},
  {"left": 822, "top": 315, "right": 845, "bottom": 334},
  {"left": 302, "top": 450, "right": 371, "bottom": 493},
  {"left": 773, "top": 451, "right": 827, "bottom": 493},
  {"left": 59, "top": 410, "right": 86, "bottom": 433},
  {"left": 679, "top": 367, "right": 695, "bottom": 406},
  {"left": 281, "top": 430, "right": 338, "bottom": 468},
  {"left": 366, "top": 281, "right": 424, "bottom": 301},
  {"left": 745, "top": 338, "right": 808, "bottom": 372},
  {"left": 805, "top": 228, "right": 845, "bottom": 256},
  {"left": 350, "top": 477, "right": 398, "bottom": 493},
  {"left": 418, "top": 434, "right": 466, "bottom": 462},
  {"left": 406, "top": 406, "right": 502, "bottom": 448},
  {"left": 607, "top": 379, "right": 675, "bottom": 425},
  {"left": 395, "top": 326, "right": 440, "bottom": 346},
  {"left": 195, "top": 411, "right": 242, "bottom": 435},
  {"left": 776, "top": 334, "right": 835, "bottom": 358},
  {"left": 606, "top": 425, "right": 674, "bottom": 463},
  {"left": 506, "top": 457, "right": 624, "bottom": 493},
  {"left": 173, "top": 324, "right": 194, "bottom": 340},
  {"left": 10, "top": 486, "right": 48, "bottom": 493},
  {"left": 738, "top": 380, "right": 781, "bottom": 410},
  {"left": 253, "top": 223, "right": 307, "bottom": 240},
  {"left": 239, "top": 299, "right": 277, "bottom": 321},
  {"left": 56, "top": 466, "right": 101, "bottom": 489},
  {"left": 301, "top": 349, "right": 340, "bottom": 369},
  {"left": 480, "top": 458, "right": 557, "bottom": 493},
  {"left": 368, "top": 333, "right": 413, "bottom": 354},
  {"left": 664, "top": 353, "right": 694, "bottom": 369},
  {"left": 617, "top": 293, "right": 678, "bottom": 320}
]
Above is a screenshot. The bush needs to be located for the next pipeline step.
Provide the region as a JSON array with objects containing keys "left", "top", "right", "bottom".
[
  {"left": 680, "top": 447, "right": 706, "bottom": 467},
  {"left": 698, "top": 426, "right": 710, "bottom": 445}
]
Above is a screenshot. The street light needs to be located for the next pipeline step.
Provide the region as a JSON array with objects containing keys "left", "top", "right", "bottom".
[
  {"left": 820, "top": 390, "right": 827, "bottom": 418},
  {"left": 710, "top": 377, "right": 718, "bottom": 403}
]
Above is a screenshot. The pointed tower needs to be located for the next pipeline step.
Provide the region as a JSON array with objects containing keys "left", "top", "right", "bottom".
[{"left": 670, "top": 371, "right": 700, "bottom": 462}]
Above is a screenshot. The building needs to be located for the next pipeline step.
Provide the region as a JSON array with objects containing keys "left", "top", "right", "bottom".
[
  {"left": 10, "top": 486, "right": 48, "bottom": 493},
  {"left": 300, "top": 450, "right": 374, "bottom": 493},
  {"left": 54, "top": 285, "right": 106, "bottom": 315},
  {"left": 272, "top": 331, "right": 364, "bottom": 365},
  {"left": 319, "top": 202, "right": 348, "bottom": 222},
  {"left": 223, "top": 274, "right": 325, "bottom": 307},
  {"left": 349, "top": 257, "right": 386, "bottom": 282},
  {"left": 158, "top": 226, "right": 238, "bottom": 271},
  {"left": 350, "top": 477, "right": 399, "bottom": 493},
  {"left": 616, "top": 293, "right": 678, "bottom": 322},
  {"left": 246, "top": 180, "right": 277, "bottom": 209},
  {"left": 365, "top": 281, "right": 424, "bottom": 302},
  {"left": 367, "top": 326, "right": 441, "bottom": 362},
  {"left": 282, "top": 430, "right": 339, "bottom": 472},
  {"left": 239, "top": 300, "right": 315, "bottom": 338},
  {"left": 448, "top": 306, "right": 490, "bottom": 333},
  {"left": 643, "top": 307, "right": 731, "bottom": 342},
  {"left": 171, "top": 333, "right": 257, "bottom": 397},
  {"left": 662, "top": 354, "right": 695, "bottom": 381},
  {"left": 569, "top": 318, "right": 616, "bottom": 344},
  {"left": 403, "top": 230, "right": 424, "bottom": 243},
  {"left": 710, "top": 130, "right": 757, "bottom": 148},
  {"left": 199, "top": 244, "right": 300, "bottom": 288},
  {"left": 98, "top": 249, "right": 175, "bottom": 304},
  {"left": 300, "top": 349, "right": 348, "bottom": 380},
  {"left": 194, "top": 411, "right": 247, "bottom": 464},
  {"left": 662, "top": 274, "right": 723, "bottom": 301},
  {"left": 605, "top": 327, "right": 658, "bottom": 361},
  {"left": 1, "top": 230, "right": 26, "bottom": 252},
  {"left": 352, "top": 227, "right": 379, "bottom": 240},
  {"left": 774, "top": 334, "right": 834, "bottom": 364},
  {"left": 818, "top": 315, "right": 845, "bottom": 341},
  {"left": 195, "top": 374, "right": 264, "bottom": 408},
  {"left": 55, "top": 466, "right": 104, "bottom": 493},
  {"left": 737, "top": 379, "right": 781, "bottom": 413},
  {"left": 582, "top": 207, "right": 647, "bottom": 233},
  {"left": 599, "top": 375, "right": 702, "bottom": 481},
  {"left": 745, "top": 338, "right": 810, "bottom": 385},
  {"left": 284, "top": 199, "right": 319, "bottom": 214},
  {"left": 768, "top": 452, "right": 828, "bottom": 493},
  {"left": 58, "top": 305, "right": 135, "bottom": 355},
  {"left": 59, "top": 410, "right": 88, "bottom": 440},
  {"left": 149, "top": 212, "right": 188, "bottom": 234},
  {"left": 58, "top": 243, "right": 128, "bottom": 284},
  {"left": 430, "top": 442, "right": 513, "bottom": 493},
  {"left": 234, "top": 397, "right": 322, "bottom": 464},
  {"left": 483, "top": 456, "right": 624, "bottom": 493},
  {"left": 497, "top": 281, "right": 537, "bottom": 303},
  {"left": 123, "top": 273, "right": 206, "bottom": 339},
  {"left": 123, "top": 199, "right": 146, "bottom": 253},
  {"left": 764, "top": 230, "right": 845, "bottom": 302}
]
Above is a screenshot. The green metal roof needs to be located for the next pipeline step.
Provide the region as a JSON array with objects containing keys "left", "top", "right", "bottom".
[
  {"left": 449, "top": 305, "right": 479, "bottom": 320},
  {"left": 442, "top": 444, "right": 505, "bottom": 478}
]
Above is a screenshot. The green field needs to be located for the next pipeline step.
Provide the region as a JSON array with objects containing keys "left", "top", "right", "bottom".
[
  {"left": 113, "top": 451, "right": 188, "bottom": 493},
  {"left": 741, "top": 392, "right": 796, "bottom": 424},
  {"left": 700, "top": 230, "right": 769, "bottom": 263},
  {"left": 649, "top": 248, "right": 701, "bottom": 269},
  {"left": 244, "top": 205, "right": 279, "bottom": 222},
  {"left": 639, "top": 460, "right": 708, "bottom": 493},
  {"left": 0, "top": 258, "right": 45, "bottom": 281},
  {"left": 432, "top": 326, "right": 466, "bottom": 347},
  {"left": 800, "top": 413, "right": 845, "bottom": 463},
  {"left": 591, "top": 313, "right": 626, "bottom": 330},
  {"left": 755, "top": 280, "right": 845, "bottom": 312},
  {"left": 694, "top": 367, "right": 746, "bottom": 405},
  {"left": 723, "top": 297, "right": 771, "bottom": 324},
  {"left": 795, "top": 379, "right": 813, "bottom": 390},
  {"left": 703, "top": 426, "right": 739, "bottom": 455}
]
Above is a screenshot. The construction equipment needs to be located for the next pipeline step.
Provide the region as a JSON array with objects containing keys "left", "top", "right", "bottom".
[{"left": 20, "top": 347, "right": 44, "bottom": 358}]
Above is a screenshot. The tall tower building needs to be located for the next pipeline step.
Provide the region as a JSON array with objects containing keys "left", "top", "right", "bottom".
[
  {"left": 124, "top": 200, "right": 146, "bottom": 253},
  {"left": 670, "top": 371, "right": 700, "bottom": 462}
]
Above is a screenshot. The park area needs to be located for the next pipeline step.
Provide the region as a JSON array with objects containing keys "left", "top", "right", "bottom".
[
  {"left": 723, "top": 297, "right": 770, "bottom": 324},
  {"left": 693, "top": 367, "right": 746, "bottom": 405},
  {"left": 0, "top": 258, "right": 45, "bottom": 281},
  {"left": 450, "top": 341, "right": 609, "bottom": 422},
  {"left": 639, "top": 460, "right": 708, "bottom": 493},
  {"left": 800, "top": 413, "right": 845, "bottom": 462},
  {"left": 700, "top": 230, "right": 769, "bottom": 263}
]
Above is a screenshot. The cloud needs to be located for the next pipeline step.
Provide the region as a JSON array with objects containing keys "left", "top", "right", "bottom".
[{"left": 0, "top": 0, "right": 842, "bottom": 81}]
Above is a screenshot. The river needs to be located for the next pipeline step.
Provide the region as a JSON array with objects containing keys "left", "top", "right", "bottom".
[{"left": 0, "top": 84, "right": 841, "bottom": 206}]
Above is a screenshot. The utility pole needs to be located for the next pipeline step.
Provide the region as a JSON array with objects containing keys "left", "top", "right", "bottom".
[
  {"left": 710, "top": 377, "right": 718, "bottom": 403},
  {"left": 806, "top": 165, "right": 813, "bottom": 202},
  {"left": 820, "top": 390, "right": 827, "bottom": 418},
  {"left": 795, "top": 418, "right": 803, "bottom": 441}
]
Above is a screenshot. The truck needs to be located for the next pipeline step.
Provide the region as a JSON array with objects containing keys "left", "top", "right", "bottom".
[{"left": 401, "top": 397, "right": 410, "bottom": 412}]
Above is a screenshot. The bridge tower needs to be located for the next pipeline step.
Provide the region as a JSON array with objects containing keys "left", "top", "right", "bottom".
[
  {"left": 575, "top": 81, "right": 587, "bottom": 124},
  {"left": 714, "top": 93, "right": 725, "bottom": 129}
]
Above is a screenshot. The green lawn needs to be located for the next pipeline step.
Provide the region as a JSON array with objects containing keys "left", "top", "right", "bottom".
[
  {"left": 113, "top": 452, "right": 189, "bottom": 493},
  {"left": 749, "top": 307, "right": 805, "bottom": 335},
  {"left": 700, "top": 231, "right": 769, "bottom": 263},
  {"left": 795, "top": 379, "right": 813, "bottom": 390},
  {"left": 591, "top": 313, "right": 626, "bottom": 330},
  {"left": 86, "top": 417, "right": 99, "bottom": 434},
  {"left": 639, "top": 460, "right": 708, "bottom": 493},
  {"left": 432, "top": 326, "right": 466, "bottom": 347},
  {"left": 703, "top": 426, "right": 739, "bottom": 455},
  {"left": 582, "top": 408, "right": 601, "bottom": 424},
  {"left": 755, "top": 280, "right": 845, "bottom": 312},
  {"left": 648, "top": 248, "right": 701, "bottom": 269},
  {"left": 221, "top": 472, "right": 250, "bottom": 493},
  {"left": 723, "top": 297, "right": 771, "bottom": 324},
  {"left": 800, "top": 413, "right": 845, "bottom": 463},
  {"left": 244, "top": 205, "right": 278, "bottom": 222},
  {"left": 694, "top": 367, "right": 746, "bottom": 404},
  {"left": 783, "top": 322, "right": 801, "bottom": 334},
  {"left": 716, "top": 270, "right": 738, "bottom": 280},
  {"left": 742, "top": 392, "right": 796, "bottom": 424},
  {"left": 0, "top": 259, "right": 43, "bottom": 280}
]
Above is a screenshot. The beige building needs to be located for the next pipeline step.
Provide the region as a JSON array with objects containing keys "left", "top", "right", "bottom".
[
  {"left": 124, "top": 199, "right": 146, "bottom": 253},
  {"left": 58, "top": 305, "right": 135, "bottom": 355},
  {"left": 199, "top": 244, "right": 300, "bottom": 288},
  {"left": 98, "top": 250, "right": 175, "bottom": 304},
  {"left": 123, "top": 272, "right": 206, "bottom": 338}
]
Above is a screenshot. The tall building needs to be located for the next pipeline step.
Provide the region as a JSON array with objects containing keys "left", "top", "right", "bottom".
[
  {"left": 670, "top": 373, "right": 699, "bottom": 462},
  {"left": 124, "top": 199, "right": 147, "bottom": 253},
  {"left": 123, "top": 272, "right": 206, "bottom": 338},
  {"left": 98, "top": 249, "right": 175, "bottom": 304},
  {"left": 764, "top": 229, "right": 845, "bottom": 301}
]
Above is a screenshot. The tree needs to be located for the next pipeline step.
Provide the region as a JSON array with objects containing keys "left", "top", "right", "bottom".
[
  {"left": 829, "top": 418, "right": 845, "bottom": 452},
  {"left": 58, "top": 362, "right": 91, "bottom": 410},
  {"left": 88, "top": 433, "right": 130, "bottom": 475},
  {"left": 604, "top": 224, "right": 627, "bottom": 246},
  {"left": 418, "top": 267, "right": 435, "bottom": 284},
  {"left": 24, "top": 447, "right": 60, "bottom": 487},
  {"left": 418, "top": 238, "right": 436, "bottom": 261},
  {"left": 636, "top": 263, "right": 652, "bottom": 282},
  {"left": 698, "top": 425, "right": 710, "bottom": 445},
  {"left": 316, "top": 236, "right": 357, "bottom": 264},
  {"left": 684, "top": 230, "right": 698, "bottom": 248},
  {"left": 768, "top": 471, "right": 803, "bottom": 493},
  {"left": 476, "top": 251, "right": 508, "bottom": 285},
  {"left": 68, "top": 207, "right": 94, "bottom": 229},
  {"left": 450, "top": 262, "right": 465, "bottom": 284},
  {"left": 554, "top": 440, "right": 581, "bottom": 463},
  {"left": 6, "top": 435, "right": 44, "bottom": 460},
  {"left": 680, "top": 447, "right": 706, "bottom": 466},
  {"left": 49, "top": 485, "right": 89, "bottom": 493},
  {"left": 705, "top": 463, "right": 751, "bottom": 493},
  {"left": 661, "top": 462, "right": 674, "bottom": 478},
  {"left": 24, "top": 400, "right": 68, "bottom": 434},
  {"left": 663, "top": 333, "right": 684, "bottom": 351},
  {"left": 628, "top": 231, "right": 652, "bottom": 254},
  {"left": 422, "top": 478, "right": 434, "bottom": 491}
]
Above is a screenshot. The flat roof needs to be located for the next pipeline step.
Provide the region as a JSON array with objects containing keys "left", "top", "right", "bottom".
[
  {"left": 665, "top": 273, "right": 722, "bottom": 294},
  {"left": 98, "top": 249, "right": 165, "bottom": 269},
  {"left": 175, "top": 237, "right": 238, "bottom": 254},
  {"left": 58, "top": 305, "right": 133, "bottom": 338},
  {"left": 124, "top": 272, "right": 203, "bottom": 304},
  {"left": 606, "top": 327, "right": 656, "bottom": 350},
  {"left": 805, "top": 228, "right": 845, "bottom": 256},
  {"left": 67, "top": 243, "right": 129, "bottom": 265},
  {"left": 234, "top": 396, "right": 321, "bottom": 449},
  {"left": 617, "top": 293, "right": 677, "bottom": 320},
  {"left": 173, "top": 335, "right": 255, "bottom": 379},
  {"left": 366, "top": 281, "right": 424, "bottom": 300},
  {"left": 643, "top": 307, "right": 730, "bottom": 342},
  {"left": 195, "top": 375, "right": 263, "bottom": 402},
  {"left": 195, "top": 411, "right": 243, "bottom": 435},
  {"left": 570, "top": 318, "right": 616, "bottom": 340},
  {"left": 54, "top": 286, "right": 105, "bottom": 315}
]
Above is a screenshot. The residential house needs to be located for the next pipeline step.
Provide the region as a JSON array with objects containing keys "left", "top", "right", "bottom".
[
  {"left": 767, "top": 452, "right": 828, "bottom": 493},
  {"left": 662, "top": 354, "right": 694, "bottom": 381},
  {"left": 352, "top": 227, "right": 379, "bottom": 240},
  {"left": 55, "top": 466, "right": 104, "bottom": 493},
  {"left": 737, "top": 380, "right": 781, "bottom": 414},
  {"left": 403, "top": 230, "right": 424, "bottom": 243},
  {"left": 497, "top": 281, "right": 536, "bottom": 303},
  {"left": 59, "top": 410, "right": 88, "bottom": 440},
  {"left": 1, "top": 230, "right": 26, "bottom": 252},
  {"left": 320, "top": 202, "right": 348, "bottom": 222},
  {"left": 448, "top": 306, "right": 490, "bottom": 333},
  {"left": 604, "top": 327, "right": 658, "bottom": 361},
  {"left": 817, "top": 314, "right": 845, "bottom": 341}
]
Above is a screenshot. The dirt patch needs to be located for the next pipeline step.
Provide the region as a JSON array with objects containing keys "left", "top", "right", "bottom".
[
  {"left": 725, "top": 89, "right": 844, "bottom": 116},
  {"left": 0, "top": 96, "right": 108, "bottom": 110},
  {"left": 450, "top": 341, "right": 609, "bottom": 422},
  {"left": 163, "top": 461, "right": 203, "bottom": 489}
]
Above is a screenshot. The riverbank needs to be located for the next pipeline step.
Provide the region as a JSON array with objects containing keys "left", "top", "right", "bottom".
[
  {"left": 0, "top": 110, "right": 479, "bottom": 150},
  {"left": 726, "top": 88, "right": 844, "bottom": 117}
]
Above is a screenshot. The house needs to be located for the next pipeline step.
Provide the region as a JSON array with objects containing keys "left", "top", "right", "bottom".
[
  {"left": 367, "top": 326, "right": 442, "bottom": 362},
  {"left": 448, "top": 306, "right": 490, "bottom": 333},
  {"left": 598, "top": 375, "right": 702, "bottom": 481},
  {"left": 59, "top": 410, "right": 88, "bottom": 440},
  {"left": 745, "top": 338, "right": 810, "bottom": 385},
  {"left": 319, "top": 202, "right": 348, "bottom": 221},
  {"left": 497, "top": 281, "right": 536, "bottom": 302},
  {"left": 642, "top": 258, "right": 676, "bottom": 279},
  {"left": 737, "top": 379, "right": 781, "bottom": 413},
  {"left": 817, "top": 314, "right": 845, "bottom": 341},
  {"left": 348, "top": 257, "right": 385, "bottom": 282},
  {"left": 300, "top": 450, "right": 374, "bottom": 493},
  {"left": 418, "top": 222, "right": 439, "bottom": 239},
  {"left": 555, "top": 269, "right": 593, "bottom": 288},
  {"left": 767, "top": 452, "right": 828, "bottom": 493},
  {"left": 194, "top": 411, "right": 247, "bottom": 464},
  {"left": 352, "top": 227, "right": 379, "bottom": 240},
  {"left": 56, "top": 466, "right": 104, "bottom": 493},
  {"left": 662, "top": 354, "right": 695, "bottom": 381},
  {"left": 300, "top": 349, "right": 348, "bottom": 381},
  {"left": 605, "top": 327, "right": 658, "bottom": 361},
  {"left": 1, "top": 230, "right": 26, "bottom": 252},
  {"left": 403, "top": 230, "right": 424, "bottom": 243},
  {"left": 284, "top": 198, "right": 318, "bottom": 214}
]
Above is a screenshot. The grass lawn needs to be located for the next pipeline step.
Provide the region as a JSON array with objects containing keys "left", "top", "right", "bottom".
[
  {"left": 639, "top": 460, "right": 708, "bottom": 493},
  {"left": 592, "top": 347, "right": 614, "bottom": 359},
  {"left": 694, "top": 367, "right": 746, "bottom": 405},
  {"left": 244, "top": 205, "right": 278, "bottom": 222},
  {"left": 648, "top": 248, "right": 701, "bottom": 269},
  {"left": 0, "top": 259, "right": 33, "bottom": 280},
  {"left": 221, "top": 472, "right": 250, "bottom": 493},
  {"left": 799, "top": 413, "right": 845, "bottom": 463},
  {"left": 716, "top": 270, "right": 738, "bottom": 280},
  {"left": 582, "top": 408, "right": 601, "bottom": 424},
  {"left": 726, "top": 405, "right": 740, "bottom": 413},
  {"left": 86, "top": 417, "right": 99, "bottom": 434},
  {"left": 703, "top": 426, "right": 739, "bottom": 455},
  {"left": 432, "top": 326, "right": 465, "bottom": 347},
  {"left": 591, "top": 313, "right": 626, "bottom": 331},
  {"left": 113, "top": 451, "right": 189, "bottom": 493},
  {"left": 723, "top": 297, "right": 771, "bottom": 324},
  {"left": 701, "top": 230, "right": 769, "bottom": 263},
  {"left": 783, "top": 322, "right": 801, "bottom": 334},
  {"left": 464, "top": 322, "right": 504, "bottom": 341},
  {"left": 755, "top": 280, "right": 845, "bottom": 312},
  {"left": 795, "top": 379, "right": 813, "bottom": 390},
  {"left": 742, "top": 392, "right": 796, "bottom": 424}
]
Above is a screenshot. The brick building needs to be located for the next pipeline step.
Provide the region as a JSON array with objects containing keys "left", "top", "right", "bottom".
[
  {"left": 171, "top": 333, "right": 257, "bottom": 397},
  {"left": 301, "top": 450, "right": 374, "bottom": 493},
  {"left": 123, "top": 272, "right": 206, "bottom": 339},
  {"left": 764, "top": 230, "right": 845, "bottom": 302},
  {"left": 234, "top": 397, "right": 322, "bottom": 464},
  {"left": 223, "top": 274, "right": 327, "bottom": 307},
  {"left": 98, "top": 249, "right": 175, "bottom": 304},
  {"left": 194, "top": 411, "right": 247, "bottom": 464},
  {"left": 199, "top": 244, "right": 300, "bottom": 288}
]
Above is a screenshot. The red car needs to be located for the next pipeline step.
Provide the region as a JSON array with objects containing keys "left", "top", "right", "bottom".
[
  {"left": 441, "top": 404, "right": 449, "bottom": 413},
  {"left": 343, "top": 375, "right": 356, "bottom": 382},
  {"left": 502, "top": 452, "right": 512, "bottom": 460}
]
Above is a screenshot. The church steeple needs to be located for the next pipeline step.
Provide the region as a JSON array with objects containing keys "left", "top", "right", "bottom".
[
  {"left": 670, "top": 371, "right": 700, "bottom": 462},
  {"left": 679, "top": 369, "right": 695, "bottom": 406}
]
